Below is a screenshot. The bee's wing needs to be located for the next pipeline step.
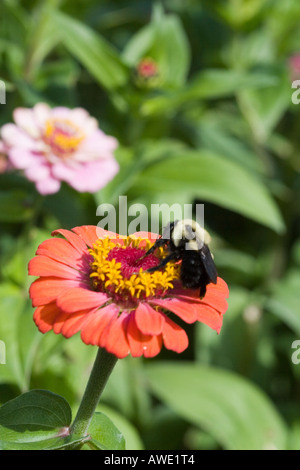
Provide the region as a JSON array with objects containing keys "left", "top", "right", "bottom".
[
  {"left": 162, "top": 221, "right": 176, "bottom": 240},
  {"left": 200, "top": 244, "right": 218, "bottom": 284}
]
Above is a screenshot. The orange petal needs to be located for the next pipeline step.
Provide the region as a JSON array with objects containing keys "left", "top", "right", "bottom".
[
  {"left": 211, "top": 277, "right": 229, "bottom": 297},
  {"left": 53, "top": 309, "right": 91, "bottom": 336},
  {"left": 201, "top": 290, "right": 228, "bottom": 314},
  {"left": 142, "top": 334, "right": 163, "bottom": 358},
  {"left": 127, "top": 313, "right": 163, "bottom": 358},
  {"left": 36, "top": 237, "right": 87, "bottom": 268},
  {"left": 196, "top": 304, "right": 223, "bottom": 333},
  {"left": 52, "top": 228, "right": 87, "bottom": 253},
  {"left": 80, "top": 304, "right": 119, "bottom": 345},
  {"left": 135, "top": 302, "right": 165, "bottom": 335},
  {"left": 56, "top": 287, "right": 109, "bottom": 313},
  {"left": 150, "top": 297, "right": 198, "bottom": 324},
  {"left": 126, "top": 313, "right": 146, "bottom": 357},
  {"left": 30, "top": 278, "right": 81, "bottom": 307},
  {"left": 162, "top": 314, "right": 189, "bottom": 353},
  {"left": 29, "top": 255, "right": 83, "bottom": 280},
  {"left": 33, "top": 302, "right": 61, "bottom": 333},
  {"left": 72, "top": 225, "right": 110, "bottom": 246},
  {"left": 99, "top": 313, "right": 130, "bottom": 359},
  {"left": 172, "top": 277, "right": 229, "bottom": 314}
]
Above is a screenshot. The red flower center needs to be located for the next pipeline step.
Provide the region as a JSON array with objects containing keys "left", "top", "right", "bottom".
[
  {"left": 89, "top": 237, "right": 180, "bottom": 308},
  {"left": 106, "top": 246, "right": 159, "bottom": 277}
]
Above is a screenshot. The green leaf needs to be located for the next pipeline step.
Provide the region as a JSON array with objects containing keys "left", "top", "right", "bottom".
[
  {"left": 128, "top": 149, "right": 285, "bottom": 233},
  {"left": 145, "top": 363, "right": 288, "bottom": 450},
  {"left": 0, "top": 283, "right": 28, "bottom": 388},
  {"left": 237, "top": 69, "right": 291, "bottom": 143},
  {"left": 196, "top": 119, "right": 266, "bottom": 174},
  {"left": 98, "top": 405, "right": 144, "bottom": 450},
  {"left": 267, "top": 270, "right": 300, "bottom": 335},
  {"left": 87, "top": 412, "right": 125, "bottom": 450},
  {"left": 51, "top": 11, "right": 129, "bottom": 90},
  {"left": 0, "top": 390, "right": 78, "bottom": 450},
  {"left": 141, "top": 69, "right": 278, "bottom": 115},
  {"left": 123, "top": 5, "right": 190, "bottom": 88},
  {"left": 0, "top": 190, "right": 33, "bottom": 222}
]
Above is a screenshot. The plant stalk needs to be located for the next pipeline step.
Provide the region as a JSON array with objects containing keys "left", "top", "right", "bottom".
[{"left": 70, "top": 347, "right": 118, "bottom": 438}]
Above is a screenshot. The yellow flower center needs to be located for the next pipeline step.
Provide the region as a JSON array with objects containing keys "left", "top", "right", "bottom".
[
  {"left": 43, "top": 118, "right": 85, "bottom": 158},
  {"left": 89, "top": 236, "right": 180, "bottom": 306}
]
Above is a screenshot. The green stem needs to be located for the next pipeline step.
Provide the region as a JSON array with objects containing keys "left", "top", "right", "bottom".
[{"left": 70, "top": 347, "right": 118, "bottom": 438}]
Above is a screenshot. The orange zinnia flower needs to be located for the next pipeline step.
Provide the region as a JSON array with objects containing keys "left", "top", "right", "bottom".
[{"left": 28, "top": 226, "right": 229, "bottom": 359}]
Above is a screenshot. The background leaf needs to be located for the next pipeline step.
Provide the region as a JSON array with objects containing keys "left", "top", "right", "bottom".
[
  {"left": 51, "top": 10, "right": 129, "bottom": 90},
  {"left": 145, "top": 363, "right": 288, "bottom": 450},
  {"left": 1, "top": 0, "right": 300, "bottom": 451},
  {"left": 0, "top": 190, "right": 33, "bottom": 222},
  {"left": 127, "top": 149, "right": 285, "bottom": 233},
  {"left": 87, "top": 411, "right": 125, "bottom": 450},
  {"left": 0, "top": 389, "right": 77, "bottom": 450}
]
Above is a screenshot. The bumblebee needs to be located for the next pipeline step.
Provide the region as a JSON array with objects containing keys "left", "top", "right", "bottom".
[{"left": 143, "top": 219, "right": 218, "bottom": 298}]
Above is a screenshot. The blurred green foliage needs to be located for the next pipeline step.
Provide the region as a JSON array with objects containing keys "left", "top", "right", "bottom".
[{"left": 0, "top": 0, "right": 300, "bottom": 450}]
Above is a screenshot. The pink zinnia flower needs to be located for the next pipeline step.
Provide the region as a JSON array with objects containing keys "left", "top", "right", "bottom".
[
  {"left": 289, "top": 54, "right": 300, "bottom": 81},
  {"left": 0, "top": 141, "right": 10, "bottom": 173},
  {"left": 0, "top": 103, "right": 119, "bottom": 194},
  {"left": 29, "top": 226, "right": 229, "bottom": 359}
]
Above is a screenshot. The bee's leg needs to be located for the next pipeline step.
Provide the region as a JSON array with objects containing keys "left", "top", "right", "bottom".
[
  {"left": 136, "top": 237, "right": 167, "bottom": 262},
  {"left": 199, "top": 284, "right": 207, "bottom": 299},
  {"left": 147, "top": 252, "right": 178, "bottom": 273}
]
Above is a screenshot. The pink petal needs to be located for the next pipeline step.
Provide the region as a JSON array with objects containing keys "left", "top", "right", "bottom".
[
  {"left": 35, "top": 176, "right": 61, "bottom": 195},
  {"left": 13, "top": 107, "right": 41, "bottom": 139},
  {"left": 24, "top": 163, "right": 51, "bottom": 182},
  {"left": 1, "top": 123, "right": 44, "bottom": 151},
  {"left": 76, "top": 131, "right": 118, "bottom": 161},
  {"left": 33, "top": 103, "right": 51, "bottom": 127},
  {"left": 8, "top": 148, "right": 42, "bottom": 169},
  {"left": 51, "top": 106, "right": 73, "bottom": 119},
  {"left": 51, "top": 158, "right": 119, "bottom": 193},
  {"left": 70, "top": 108, "right": 97, "bottom": 134}
]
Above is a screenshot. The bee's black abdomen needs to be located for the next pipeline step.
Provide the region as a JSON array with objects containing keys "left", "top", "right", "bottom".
[{"left": 180, "top": 251, "right": 204, "bottom": 289}]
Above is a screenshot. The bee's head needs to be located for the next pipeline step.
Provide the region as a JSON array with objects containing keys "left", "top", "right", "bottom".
[{"left": 171, "top": 219, "right": 211, "bottom": 250}]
